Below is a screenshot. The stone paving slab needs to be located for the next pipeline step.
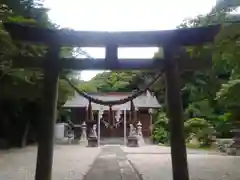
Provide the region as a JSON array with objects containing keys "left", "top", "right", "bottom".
[
  {"left": 123, "top": 146, "right": 240, "bottom": 180},
  {"left": 0, "top": 145, "right": 101, "bottom": 180},
  {"left": 122, "top": 145, "right": 219, "bottom": 155},
  {"left": 83, "top": 145, "right": 140, "bottom": 180}
]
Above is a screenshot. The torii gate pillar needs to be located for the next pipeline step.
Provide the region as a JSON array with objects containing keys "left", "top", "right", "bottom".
[
  {"left": 164, "top": 45, "right": 189, "bottom": 180},
  {"left": 35, "top": 43, "right": 60, "bottom": 180}
]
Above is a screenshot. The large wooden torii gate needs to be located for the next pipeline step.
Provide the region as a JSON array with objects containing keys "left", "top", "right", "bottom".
[{"left": 4, "top": 22, "right": 220, "bottom": 180}]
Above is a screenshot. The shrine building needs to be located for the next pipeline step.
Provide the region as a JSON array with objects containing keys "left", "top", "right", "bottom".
[{"left": 63, "top": 90, "right": 161, "bottom": 138}]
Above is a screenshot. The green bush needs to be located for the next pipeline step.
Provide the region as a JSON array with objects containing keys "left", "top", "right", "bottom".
[
  {"left": 152, "top": 113, "right": 217, "bottom": 146},
  {"left": 184, "top": 117, "right": 214, "bottom": 146},
  {"left": 152, "top": 112, "right": 169, "bottom": 144}
]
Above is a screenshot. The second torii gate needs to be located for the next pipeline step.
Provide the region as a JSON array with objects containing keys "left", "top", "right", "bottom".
[{"left": 4, "top": 22, "right": 220, "bottom": 180}]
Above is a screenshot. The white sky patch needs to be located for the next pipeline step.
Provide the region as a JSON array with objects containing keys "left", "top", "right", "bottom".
[{"left": 44, "top": 0, "right": 217, "bottom": 81}]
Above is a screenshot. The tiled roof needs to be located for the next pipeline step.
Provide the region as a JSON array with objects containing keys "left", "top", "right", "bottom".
[{"left": 63, "top": 91, "right": 161, "bottom": 110}]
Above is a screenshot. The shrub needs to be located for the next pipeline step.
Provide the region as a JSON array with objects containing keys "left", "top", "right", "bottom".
[
  {"left": 152, "top": 112, "right": 169, "bottom": 144},
  {"left": 184, "top": 117, "right": 214, "bottom": 146}
]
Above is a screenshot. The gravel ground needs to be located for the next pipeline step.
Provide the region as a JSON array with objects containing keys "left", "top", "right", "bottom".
[
  {"left": 122, "top": 145, "right": 240, "bottom": 180},
  {"left": 0, "top": 145, "right": 101, "bottom": 180},
  {"left": 1, "top": 145, "right": 240, "bottom": 180}
]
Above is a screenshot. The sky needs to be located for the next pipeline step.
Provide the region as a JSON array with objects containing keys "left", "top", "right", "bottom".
[{"left": 44, "top": 0, "right": 217, "bottom": 81}]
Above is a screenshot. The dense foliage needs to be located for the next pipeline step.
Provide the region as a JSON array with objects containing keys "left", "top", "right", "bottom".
[
  {"left": 0, "top": 0, "right": 77, "bottom": 148},
  {"left": 152, "top": 112, "right": 169, "bottom": 144}
]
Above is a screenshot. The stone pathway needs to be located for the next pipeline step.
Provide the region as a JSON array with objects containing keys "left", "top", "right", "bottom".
[{"left": 84, "top": 145, "right": 140, "bottom": 180}]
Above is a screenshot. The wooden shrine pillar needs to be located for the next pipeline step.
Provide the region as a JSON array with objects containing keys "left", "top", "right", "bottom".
[
  {"left": 130, "top": 100, "right": 134, "bottom": 123},
  {"left": 87, "top": 100, "right": 93, "bottom": 121},
  {"left": 134, "top": 107, "right": 138, "bottom": 124},
  {"left": 86, "top": 101, "right": 93, "bottom": 136},
  {"left": 35, "top": 43, "right": 60, "bottom": 180},
  {"left": 109, "top": 105, "right": 113, "bottom": 136},
  {"left": 124, "top": 109, "right": 127, "bottom": 145},
  {"left": 164, "top": 45, "right": 189, "bottom": 180},
  {"left": 85, "top": 106, "right": 88, "bottom": 121},
  {"left": 148, "top": 108, "right": 154, "bottom": 137}
]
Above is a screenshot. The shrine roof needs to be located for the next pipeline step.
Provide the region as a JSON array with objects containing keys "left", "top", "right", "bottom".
[{"left": 63, "top": 91, "right": 161, "bottom": 110}]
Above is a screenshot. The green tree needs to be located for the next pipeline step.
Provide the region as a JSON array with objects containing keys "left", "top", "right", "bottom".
[
  {"left": 0, "top": 0, "right": 77, "bottom": 147},
  {"left": 152, "top": 111, "right": 169, "bottom": 144}
]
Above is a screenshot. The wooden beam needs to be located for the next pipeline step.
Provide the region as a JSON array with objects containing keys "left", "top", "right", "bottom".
[
  {"left": 11, "top": 57, "right": 165, "bottom": 70},
  {"left": 4, "top": 22, "right": 222, "bottom": 46},
  {"left": 105, "top": 44, "right": 118, "bottom": 68},
  {"left": 35, "top": 44, "right": 60, "bottom": 180},
  {"left": 10, "top": 56, "right": 212, "bottom": 71},
  {"left": 164, "top": 44, "right": 189, "bottom": 180}
]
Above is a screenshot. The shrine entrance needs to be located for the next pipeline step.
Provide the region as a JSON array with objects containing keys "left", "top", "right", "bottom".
[
  {"left": 98, "top": 108, "right": 127, "bottom": 145},
  {"left": 99, "top": 110, "right": 125, "bottom": 137},
  {"left": 92, "top": 104, "right": 134, "bottom": 146},
  {"left": 64, "top": 91, "right": 160, "bottom": 145}
]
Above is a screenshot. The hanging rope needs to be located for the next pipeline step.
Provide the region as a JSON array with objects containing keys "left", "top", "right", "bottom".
[
  {"left": 63, "top": 48, "right": 164, "bottom": 106},
  {"left": 63, "top": 71, "right": 163, "bottom": 106}
]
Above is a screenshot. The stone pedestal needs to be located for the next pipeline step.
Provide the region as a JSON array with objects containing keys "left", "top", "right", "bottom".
[
  {"left": 66, "top": 127, "right": 75, "bottom": 145},
  {"left": 230, "top": 129, "right": 240, "bottom": 156},
  {"left": 210, "top": 135, "right": 217, "bottom": 149},
  {"left": 236, "top": 148, "right": 240, "bottom": 156},
  {"left": 73, "top": 125, "right": 81, "bottom": 140},
  {"left": 88, "top": 137, "right": 98, "bottom": 147},
  {"left": 88, "top": 124, "right": 98, "bottom": 147},
  {"left": 137, "top": 121, "right": 145, "bottom": 146},
  {"left": 127, "top": 124, "right": 139, "bottom": 147},
  {"left": 127, "top": 136, "right": 139, "bottom": 147},
  {"left": 80, "top": 122, "right": 87, "bottom": 146},
  {"left": 71, "top": 125, "right": 81, "bottom": 144}
]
